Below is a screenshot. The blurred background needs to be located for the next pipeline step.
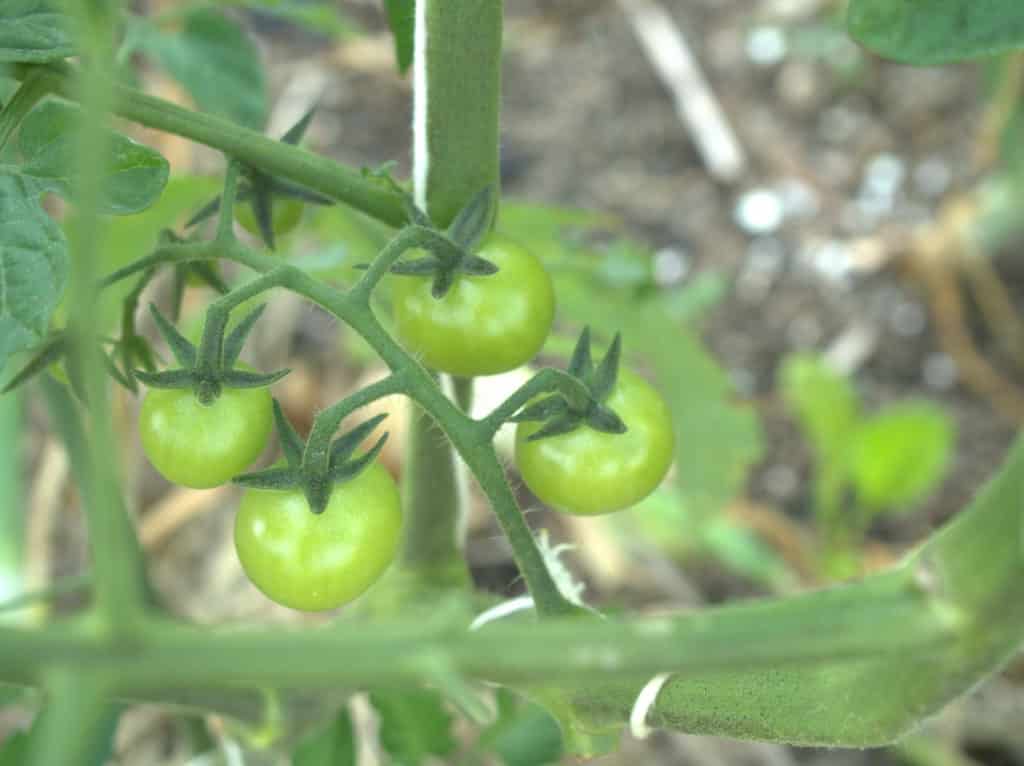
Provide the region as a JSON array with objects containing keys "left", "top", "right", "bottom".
[{"left": 1, "top": 0, "right": 1023, "bottom": 763}]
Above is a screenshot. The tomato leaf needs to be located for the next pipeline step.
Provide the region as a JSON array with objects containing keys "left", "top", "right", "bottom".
[
  {"left": 382, "top": 0, "right": 415, "bottom": 74},
  {"left": 0, "top": 173, "right": 68, "bottom": 377},
  {"left": 778, "top": 353, "right": 860, "bottom": 466},
  {"left": 0, "top": 0, "right": 74, "bottom": 63},
  {"left": 292, "top": 708, "right": 356, "bottom": 766},
  {"left": 136, "top": 9, "right": 267, "bottom": 130},
  {"left": 18, "top": 101, "right": 169, "bottom": 215},
  {"left": 371, "top": 687, "right": 456, "bottom": 765},
  {"left": 848, "top": 401, "right": 955, "bottom": 512},
  {"left": 847, "top": 0, "right": 1024, "bottom": 65}
]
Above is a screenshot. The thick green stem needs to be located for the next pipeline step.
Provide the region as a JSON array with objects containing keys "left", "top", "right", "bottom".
[
  {"left": 398, "top": 393, "right": 471, "bottom": 588},
  {"left": 58, "top": 4, "right": 147, "bottom": 635},
  {"left": 0, "top": 569, "right": 955, "bottom": 689},
  {"left": 396, "top": 0, "right": 505, "bottom": 591},
  {"left": 414, "top": 1, "right": 503, "bottom": 226},
  {"left": 26, "top": 667, "right": 117, "bottom": 766}
]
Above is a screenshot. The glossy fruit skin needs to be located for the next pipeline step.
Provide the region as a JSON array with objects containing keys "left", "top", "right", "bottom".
[
  {"left": 515, "top": 370, "right": 675, "bottom": 515},
  {"left": 390, "top": 235, "right": 555, "bottom": 376},
  {"left": 233, "top": 462, "right": 402, "bottom": 611},
  {"left": 235, "top": 198, "right": 304, "bottom": 240},
  {"left": 139, "top": 385, "right": 273, "bottom": 489}
]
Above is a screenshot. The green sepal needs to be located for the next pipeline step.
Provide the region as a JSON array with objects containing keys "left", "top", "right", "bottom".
[
  {"left": 133, "top": 369, "right": 196, "bottom": 389},
  {"left": 446, "top": 185, "right": 496, "bottom": 252},
  {"left": 186, "top": 261, "right": 231, "bottom": 294},
  {"left": 585, "top": 404, "right": 626, "bottom": 435},
  {"left": 102, "top": 350, "right": 137, "bottom": 393},
  {"left": 588, "top": 332, "right": 621, "bottom": 402},
  {"left": 508, "top": 395, "right": 569, "bottom": 423},
  {"left": 117, "top": 333, "right": 158, "bottom": 384},
  {"left": 280, "top": 103, "right": 317, "bottom": 146},
  {"left": 567, "top": 326, "right": 594, "bottom": 379},
  {"left": 272, "top": 399, "right": 304, "bottom": 469},
  {"left": 330, "top": 432, "right": 388, "bottom": 483},
  {"left": 459, "top": 255, "right": 500, "bottom": 276},
  {"left": 222, "top": 303, "right": 267, "bottom": 369},
  {"left": 526, "top": 413, "right": 581, "bottom": 442},
  {"left": 233, "top": 466, "right": 301, "bottom": 491},
  {"left": 219, "top": 368, "right": 291, "bottom": 389},
  {"left": 187, "top": 108, "right": 331, "bottom": 248},
  {"left": 269, "top": 178, "right": 332, "bottom": 206},
  {"left": 249, "top": 180, "right": 277, "bottom": 249},
  {"left": 387, "top": 257, "right": 442, "bottom": 276},
  {"left": 148, "top": 303, "right": 197, "bottom": 369},
  {"left": 185, "top": 190, "right": 252, "bottom": 229},
  {"left": 431, "top": 267, "right": 457, "bottom": 299},
  {"left": 518, "top": 327, "right": 631, "bottom": 443},
  {"left": 1, "top": 334, "right": 66, "bottom": 394},
  {"left": 329, "top": 413, "right": 388, "bottom": 467}
]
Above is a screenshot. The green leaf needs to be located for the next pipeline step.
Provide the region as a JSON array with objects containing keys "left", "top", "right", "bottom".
[
  {"left": 0, "top": 0, "right": 74, "bottom": 63},
  {"left": 848, "top": 401, "right": 955, "bottom": 512},
  {"left": 0, "top": 173, "right": 67, "bottom": 376},
  {"left": 140, "top": 9, "right": 267, "bottom": 130},
  {"left": 779, "top": 353, "right": 860, "bottom": 465},
  {"left": 847, "top": 0, "right": 1024, "bottom": 65},
  {"left": 293, "top": 708, "right": 356, "bottom": 766},
  {"left": 18, "top": 101, "right": 169, "bottom": 215},
  {"left": 371, "top": 687, "right": 456, "bottom": 766},
  {"left": 480, "top": 689, "right": 563, "bottom": 766},
  {"left": 383, "top": 0, "right": 415, "bottom": 74}
]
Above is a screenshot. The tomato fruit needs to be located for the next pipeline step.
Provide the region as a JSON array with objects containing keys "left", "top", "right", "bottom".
[
  {"left": 139, "top": 385, "right": 273, "bottom": 489},
  {"left": 390, "top": 235, "right": 555, "bottom": 376},
  {"left": 233, "top": 461, "right": 402, "bottom": 611},
  {"left": 235, "top": 198, "right": 304, "bottom": 240},
  {"left": 515, "top": 370, "right": 674, "bottom": 515}
]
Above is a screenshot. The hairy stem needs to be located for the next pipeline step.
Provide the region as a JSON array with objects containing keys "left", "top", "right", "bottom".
[
  {"left": 57, "top": 4, "right": 148, "bottom": 635},
  {"left": 19, "top": 63, "right": 407, "bottom": 227}
]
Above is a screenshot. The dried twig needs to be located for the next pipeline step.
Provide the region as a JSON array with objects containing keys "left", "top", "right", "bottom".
[{"left": 618, "top": 0, "right": 746, "bottom": 183}]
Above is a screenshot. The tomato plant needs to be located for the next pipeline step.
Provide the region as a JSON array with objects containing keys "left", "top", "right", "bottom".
[
  {"left": 139, "top": 384, "right": 273, "bottom": 489},
  {"left": 1, "top": 2, "right": 1022, "bottom": 765},
  {"left": 390, "top": 234, "right": 555, "bottom": 376},
  {"left": 234, "top": 461, "right": 401, "bottom": 611}
]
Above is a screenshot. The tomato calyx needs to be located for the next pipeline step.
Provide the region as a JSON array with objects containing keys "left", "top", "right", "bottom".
[
  {"left": 186, "top": 107, "right": 332, "bottom": 250},
  {"left": 510, "top": 326, "right": 628, "bottom": 441},
  {"left": 234, "top": 400, "right": 390, "bottom": 515},
  {"left": 365, "top": 184, "right": 501, "bottom": 299},
  {"left": 133, "top": 302, "right": 288, "bottom": 405}
]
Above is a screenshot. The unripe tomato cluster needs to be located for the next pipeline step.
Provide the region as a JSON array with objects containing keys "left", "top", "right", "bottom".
[{"left": 138, "top": 235, "right": 674, "bottom": 612}]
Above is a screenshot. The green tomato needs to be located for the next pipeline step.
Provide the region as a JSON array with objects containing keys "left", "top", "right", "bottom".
[
  {"left": 390, "top": 235, "right": 555, "bottom": 376},
  {"left": 235, "top": 198, "right": 305, "bottom": 240},
  {"left": 233, "top": 461, "right": 402, "bottom": 611},
  {"left": 515, "top": 370, "right": 675, "bottom": 515},
  {"left": 139, "top": 385, "right": 273, "bottom": 489}
]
